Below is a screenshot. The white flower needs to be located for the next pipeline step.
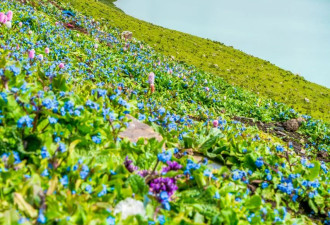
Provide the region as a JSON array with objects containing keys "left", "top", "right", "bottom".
[
  {"left": 114, "top": 198, "right": 145, "bottom": 219},
  {"left": 4, "top": 21, "right": 11, "bottom": 29}
]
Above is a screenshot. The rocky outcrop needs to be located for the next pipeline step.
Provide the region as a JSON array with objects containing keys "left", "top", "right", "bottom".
[{"left": 121, "top": 31, "right": 133, "bottom": 40}]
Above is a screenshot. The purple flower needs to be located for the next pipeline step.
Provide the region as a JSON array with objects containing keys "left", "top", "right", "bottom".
[
  {"left": 149, "top": 177, "right": 178, "bottom": 197},
  {"left": 162, "top": 161, "right": 182, "bottom": 173},
  {"left": 124, "top": 157, "right": 137, "bottom": 173}
]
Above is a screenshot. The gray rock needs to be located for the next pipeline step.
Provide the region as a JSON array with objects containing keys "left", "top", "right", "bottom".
[
  {"left": 120, "top": 115, "right": 163, "bottom": 143},
  {"left": 283, "top": 119, "right": 300, "bottom": 132}
]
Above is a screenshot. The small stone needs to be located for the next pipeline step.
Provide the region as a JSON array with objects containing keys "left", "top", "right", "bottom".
[{"left": 283, "top": 119, "right": 300, "bottom": 132}]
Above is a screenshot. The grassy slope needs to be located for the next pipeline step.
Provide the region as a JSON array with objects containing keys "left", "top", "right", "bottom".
[{"left": 61, "top": 0, "right": 330, "bottom": 122}]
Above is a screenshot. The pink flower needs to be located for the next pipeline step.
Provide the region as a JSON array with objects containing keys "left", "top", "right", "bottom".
[
  {"left": 59, "top": 63, "right": 65, "bottom": 69},
  {"left": 45, "top": 47, "right": 50, "bottom": 54},
  {"left": 2, "top": 15, "right": 7, "bottom": 24},
  {"left": 212, "top": 120, "right": 219, "bottom": 128},
  {"left": 19, "top": 22, "right": 22, "bottom": 27},
  {"left": 6, "top": 11, "right": 13, "bottom": 21},
  {"left": 28, "top": 49, "right": 35, "bottom": 59},
  {"left": 148, "top": 72, "right": 155, "bottom": 85},
  {"left": 55, "top": 22, "right": 59, "bottom": 26},
  {"left": 0, "top": 13, "right": 4, "bottom": 23},
  {"left": 205, "top": 87, "right": 210, "bottom": 91}
]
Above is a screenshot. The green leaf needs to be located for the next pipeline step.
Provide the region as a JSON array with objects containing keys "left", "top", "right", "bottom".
[
  {"left": 127, "top": 175, "right": 148, "bottom": 195},
  {"left": 14, "top": 193, "right": 38, "bottom": 218},
  {"left": 306, "top": 161, "right": 320, "bottom": 180},
  {"left": 199, "top": 135, "right": 220, "bottom": 152},
  {"left": 52, "top": 73, "right": 70, "bottom": 91},
  {"left": 194, "top": 212, "right": 205, "bottom": 223},
  {"left": 245, "top": 195, "right": 262, "bottom": 210},
  {"left": 308, "top": 199, "right": 318, "bottom": 214}
]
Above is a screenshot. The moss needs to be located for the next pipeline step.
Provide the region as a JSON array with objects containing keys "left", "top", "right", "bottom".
[{"left": 59, "top": 0, "right": 330, "bottom": 122}]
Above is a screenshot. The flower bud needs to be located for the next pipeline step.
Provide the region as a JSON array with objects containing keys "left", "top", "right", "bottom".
[{"left": 28, "top": 49, "right": 35, "bottom": 59}]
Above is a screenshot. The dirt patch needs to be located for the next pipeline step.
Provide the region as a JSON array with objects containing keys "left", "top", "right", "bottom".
[
  {"left": 64, "top": 21, "right": 88, "bottom": 34},
  {"left": 233, "top": 116, "right": 329, "bottom": 162}
]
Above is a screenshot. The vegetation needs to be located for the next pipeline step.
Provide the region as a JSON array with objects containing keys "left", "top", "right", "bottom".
[
  {"left": 0, "top": 0, "right": 329, "bottom": 224},
  {"left": 59, "top": 0, "right": 330, "bottom": 122}
]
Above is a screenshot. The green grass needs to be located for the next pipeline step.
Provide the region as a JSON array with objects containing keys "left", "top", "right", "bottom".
[{"left": 59, "top": 0, "right": 330, "bottom": 122}]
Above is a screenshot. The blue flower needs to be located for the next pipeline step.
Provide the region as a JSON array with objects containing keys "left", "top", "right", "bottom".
[
  {"left": 255, "top": 158, "right": 264, "bottom": 168},
  {"left": 80, "top": 165, "right": 89, "bottom": 179},
  {"left": 276, "top": 145, "right": 284, "bottom": 152},
  {"left": 158, "top": 151, "right": 172, "bottom": 163},
  {"left": 85, "top": 185, "right": 92, "bottom": 194},
  {"left": 138, "top": 113, "right": 146, "bottom": 121},
  {"left": 266, "top": 174, "right": 272, "bottom": 181},
  {"left": 54, "top": 137, "right": 61, "bottom": 143},
  {"left": 98, "top": 184, "right": 107, "bottom": 197},
  {"left": 106, "top": 216, "right": 115, "bottom": 225},
  {"left": 0, "top": 92, "right": 7, "bottom": 102},
  {"left": 37, "top": 211, "right": 46, "bottom": 224},
  {"left": 60, "top": 175, "right": 69, "bottom": 186},
  {"left": 162, "top": 201, "right": 171, "bottom": 210},
  {"left": 203, "top": 169, "right": 212, "bottom": 177},
  {"left": 12, "top": 151, "right": 21, "bottom": 164},
  {"left": 159, "top": 191, "right": 169, "bottom": 201},
  {"left": 214, "top": 191, "right": 220, "bottom": 199},
  {"left": 232, "top": 170, "right": 246, "bottom": 181},
  {"left": 137, "top": 102, "right": 144, "bottom": 109},
  {"left": 92, "top": 136, "right": 101, "bottom": 144},
  {"left": 292, "top": 195, "right": 298, "bottom": 202},
  {"left": 261, "top": 182, "right": 269, "bottom": 189},
  {"left": 41, "top": 169, "right": 49, "bottom": 177},
  {"left": 17, "top": 116, "right": 33, "bottom": 128},
  {"left": 42, "top": 99, "right": 54, "bottom": 109},
  {"left": 158, "top": 215, "right": 165, "bottom": 225},
  {"left": 185, "top": 159, "right": 200, "bottom": 173},
  {"left": 58, "top": 143, "right": 66, "bottom": 153},
  {"left": 48, "top": 117, "right": 58, "bottom": 124},
  {"left": 9, "top": 65, "right": 21, "bottom": 76}
]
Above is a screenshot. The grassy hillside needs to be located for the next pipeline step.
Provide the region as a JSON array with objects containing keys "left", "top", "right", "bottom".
[
  {"left": 0, "top": 0, "right": 329, "bottom": 224},
  {"left": 59, "top": 0, "right": 330, "bottom": 122}
]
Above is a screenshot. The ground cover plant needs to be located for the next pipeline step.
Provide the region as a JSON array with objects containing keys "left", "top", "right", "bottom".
[
  {"left": 0, "top": 0, "right": 329, "bottom": 224},
  {"left": 59, "top": 0, "right": 330, "bottom": 122}
]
